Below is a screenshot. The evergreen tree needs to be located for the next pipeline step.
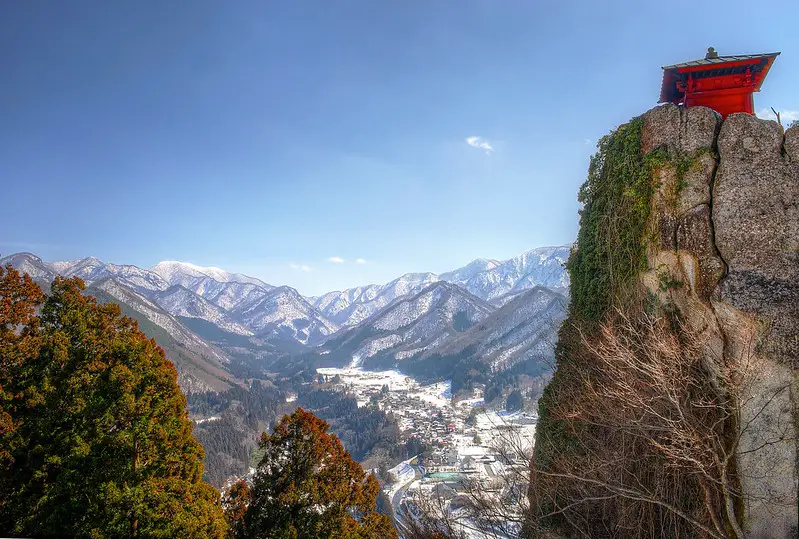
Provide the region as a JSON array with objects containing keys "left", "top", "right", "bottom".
[
  {"left": 245, "top": 408, "right": 397, "bottom": 538},
  {"left": 506, "top": 389, "right": 524, "bottom": 412},
  {"left": 223, "top": 479, "right": 251, "bottom": 538},
  {"left": 0, "top": 265, "right": 44, "bottom": 516},
  {"left": 0, "top": 274, "right": 227, "bottom": 537}
]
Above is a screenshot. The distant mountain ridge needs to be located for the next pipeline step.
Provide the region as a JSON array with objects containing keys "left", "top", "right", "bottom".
[
  {"left": 311, "top": 245, "right": 569, "bottom": 326},
  {"left": 310, "top": 283, "right": 567, "bottom": 389},
  {"left": 150, "top": 260, "right": 271, "bottom": 288},
  {"left": 317, "top": 281, "right": 496, "bottom": 368},
  {"left": 0, "top": 245, "right": 570, "bottom": 393}
]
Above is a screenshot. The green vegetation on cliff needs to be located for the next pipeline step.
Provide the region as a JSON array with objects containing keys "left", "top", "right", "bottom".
[
  {"left": 528, "top": 109, "right": 778, "bottom": 538},
  {"left": 532, "top": 118, "right": 657, "bottom": 532},
  {"left": 566, "top": 116, "right": 653, "bottom": 323},
  {"left": 536, "top": 116, "right": 657, "bottom": 469}
]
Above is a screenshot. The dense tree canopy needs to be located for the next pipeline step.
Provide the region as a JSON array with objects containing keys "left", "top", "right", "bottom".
[
  {"left": 188, "top": 381, "right": 287, "bottom": 487},
  {"left": 223, "top": 479, "right": 251, "bottom": 538},
  {"left": 0, "top": 265, "right": 44, "bottom": 507},
  {"left": 0, "top": 268, "right": 227, "bottom": 537},
  {"left": 506, "top": 389, "right": 524, "bottom": 412},
  {"left": 244, "top": 408, "right": 397, "bottom": 538},
  {"left": 299, "top": 388, "right": 403, "bottom": 462}
]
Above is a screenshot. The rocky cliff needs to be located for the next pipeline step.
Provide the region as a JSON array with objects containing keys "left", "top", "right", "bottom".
[{"left": 530, "top": 105, "right": 798, "bottom": 538}]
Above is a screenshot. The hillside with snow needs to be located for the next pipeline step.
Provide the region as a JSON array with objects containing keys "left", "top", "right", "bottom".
[
  {"left": 316, "top": 282, "right": 495, "bottom": 368},
  {"left": 312, "top": 246, "right": 570, "bottom": 327},
  {"left": 1, "top": 245, "right": 570, "bottom": 393}
]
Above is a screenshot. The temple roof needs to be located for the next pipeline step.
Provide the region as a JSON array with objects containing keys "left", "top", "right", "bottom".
[
  {"left": 659, "top": 49, "right": 780, "bottom": 104},
  {"left": 663, "top": 52, "right": 780, "bottom": 70}
]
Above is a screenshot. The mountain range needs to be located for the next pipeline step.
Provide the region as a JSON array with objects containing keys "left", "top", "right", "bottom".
[{"left": 0, "top": 246, "right": 570, "bottom": 394}]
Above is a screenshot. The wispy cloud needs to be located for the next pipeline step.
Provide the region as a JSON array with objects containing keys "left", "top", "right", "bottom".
[
  {"left": 756, "top": 108, "right": 799, "bottom": 124},
  {"left": 355, "top": 258, "right": 367, "bottom": 264},
  {"left": 465, "top": 136, "right": 494, "bottom": 154},
  {"left": 327, "top": 256, "right": 345, "bottom": 264},
  {"left": 289, "top": 263, "right": 312, "bottom": 272}
]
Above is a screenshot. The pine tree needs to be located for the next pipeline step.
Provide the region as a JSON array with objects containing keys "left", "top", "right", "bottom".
[
  {"left": 223, "top": 479, "right": 251, "bottom": 538},
  {"left": 244, "top": 408, "right": 397, "bottom": 538},
  {"left": 506, "top": 389, "right": 524, "bottom": 412},
  {"left": 0, "top": 265, "right": 44, "bottom": 517},
  {"left": 0, "top": 275, "right": 227, "bottom": 537}
]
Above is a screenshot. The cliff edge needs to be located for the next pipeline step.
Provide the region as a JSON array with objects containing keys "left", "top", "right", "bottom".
[{"left": 529, "top": 105, "right": 798, "bottom": 538}]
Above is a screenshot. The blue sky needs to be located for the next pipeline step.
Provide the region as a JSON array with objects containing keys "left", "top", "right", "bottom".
[{"left": 2, "top": 1, "right": 797, "bottom": 295}]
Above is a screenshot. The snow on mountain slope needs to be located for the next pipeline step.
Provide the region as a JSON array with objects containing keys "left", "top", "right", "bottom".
[
  {"left": 313, "top": 284, "right": 382, "bottom": 319},
  {"left": 91, "top": 278, "right": 226, "bottom": 360},
  {"left": 151, "top": 261, "right": 271, "bottom": 288},
  {"left": 86, "top": 277, "right": 236, "bottom": 393},
  {"left": 151, "top": 261, "right": 274, "bottom": 312},
  {"left": 432, "top": 286, "right": 568, "bottom": 371},
  {"left": 0, "top": 253, "right": 57, "bottom": 283},
  {"left": 312, "top": 273, "right": 440, "bottom": 327},
  {"left": 4, "top": 247, "right": 570, "bottom": 358},
  {"left": 197, "top": 281, "right": 271, "bottom": 312},
  {"left": 439, "top": 258, "right": 501, "bottom": 283},
  {"left": 313, "top": 247, "right": 569, "bottom": 326},
  {"left": 233, "top": 286, "right": 339, "bottom": 345},
  {"left": 318, "top": 282, "right": 494, "bottom": 364},
  {"left": 100, "top": 263, "right": 171, "bottom": 293},
  {"left": 461, "top": 245, "right": 570, "bottom": 301},
  {"left": 54, "top": 257, "right": 171, "bottom": 295},
  {"left": 153, "top": 285, "right": 253, "bottom": 336},
  {"left": 488, "top": 289, "right": 530, "bottom": 308}
]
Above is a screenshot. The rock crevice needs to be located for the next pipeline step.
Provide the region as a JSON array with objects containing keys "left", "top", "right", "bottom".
[{"left": 642, "top": 105, "right": 798, "bottom": 538}]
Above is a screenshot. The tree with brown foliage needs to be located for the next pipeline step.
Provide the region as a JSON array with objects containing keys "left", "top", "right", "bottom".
[
  {"left": 0, "top": 271, "right": 227, "bottom": 537},
  {"left": 0, "top": 265, "right": 44, "bottom": 516},
  {"left": 244, "top": 408, "right": 397, "bottom": 538},
  {"left": 223, "top": 479, "right": 251, "bottom": 538}
]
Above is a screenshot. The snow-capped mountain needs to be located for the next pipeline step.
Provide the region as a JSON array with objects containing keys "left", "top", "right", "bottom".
[
  {"left": 58, "top": 257, "right": 170, "bottom": 295},
  {"left": 150, "top": 261, "right": 274, "bottom": 312},
  {"left": 154, "top": 285, "right": 253, "bottom": 336},
  {"left": 0, "top": 252, "right": 333, "bottom": 349},
  {"left": 317, "top": 282, "right": 494, "bottom": 367},
  {"left": 439, "top": 258, "right": 501, "bottom": 283},
  {"left": 2, "top": 245, "right": 571, "bottom": 393},
  {"left": 312, "top": 246, "right": 569, "bottom": 326},
  {"left": 459, "top": 245, "right": 570, "bottom": 301},
  {"left": 313, "top": 284, "right": 383, "bottom": 322},
  {"left": 151, "top": 260, "right": 271, "bottom": 288},
  {"left": 0, "top": 253, "right": 57, "bottom": 283},
  {"left": 433, "top": 287, "right": 568, "bottom": 371},
  {"left": 312, "top": 273, "right": 441, "bottom": 327},
  {"left": 199, "top": 281, "right": 272, "bottom": 312},
  {"left": 86, "top": 277, "right": 236, "bottom": 393},
  {"left": 232, "top": 286, "right": 339, "bottom": 345}
]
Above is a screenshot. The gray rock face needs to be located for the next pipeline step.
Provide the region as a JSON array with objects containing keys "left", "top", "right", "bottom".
[
  {"left": 641, "top": 104, "right": 721, "bottom": 155},
  {"left": 676, "top": 204, "right": 725, "bottom": 299},
  {"left": 677, "top": 152, "right": 715, "bottom": 214},
  {"left": 642, "top": 105, "right": 798, "bottom": 537},
  {"left": 714, "top": 113, "right": 799, "bottom": 365},
  {"left": 642, "top": 104, "right": 726, "bottom": 301},
  {"left": 785, "top": 125, "right": 799, "bottom": 162}
]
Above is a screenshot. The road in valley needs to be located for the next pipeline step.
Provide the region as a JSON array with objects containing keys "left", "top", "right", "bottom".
[{"left": 392, "top": 465, "right": 422, "bottom": 537}]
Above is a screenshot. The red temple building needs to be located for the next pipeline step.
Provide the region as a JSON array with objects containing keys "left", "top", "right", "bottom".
[{"left": 659, "top": 48, "right": 780, "bottom": 118}]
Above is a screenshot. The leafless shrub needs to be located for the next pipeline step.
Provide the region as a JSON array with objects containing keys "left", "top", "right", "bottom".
[
  {"left": 402, "top": 409, "right": 538, "bottom": 538},
  {"left": 400, "top": 488, "right": 468, "bottom": 539},
  {"left": 530, "top": 309, "right": 793, "bottom": 538}
]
